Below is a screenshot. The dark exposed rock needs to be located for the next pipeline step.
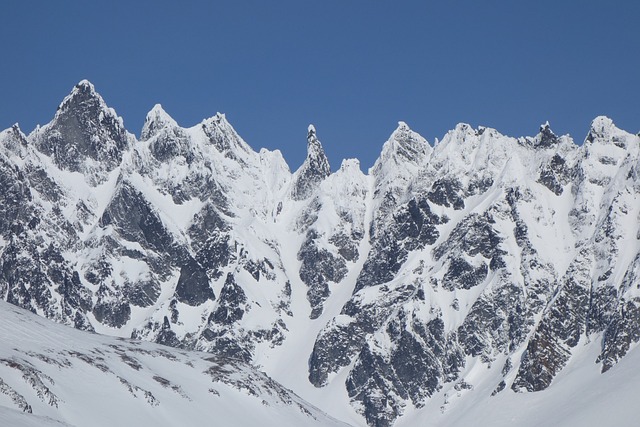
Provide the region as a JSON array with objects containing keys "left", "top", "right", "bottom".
[
  {"left": 512, "top": 263, "right": 590, "bottom": 392},
  {"left": 83, "top": 259, "right": 112, "bottom": 286},
  {"left": 434, "top": 212, "right": 505, "bottom": 291},
  {"left": 329, "top": 231, "right": 360, "bottom": 262},
  {"left": 537, "top": 122, "right": 559, "bottom": 148},
  {"left": 355, "top": 198, "right": 441, "bottom": 293},
  {"left": 355, "top": 233, "right": 406, "bottom": 293},
  {"left": 346, "top": 344, "right": 404, "bottom": 427},
  {"left": 308, "top": 282, "right": 417, "bottom": 387},
  {"left": 538, "top": 154, "right": 572, "bottom": 195},
  {"left": 291, "top": 126, "right": 331, "bottom": 201},
  {"left": 243, "top": 258, "right": 276, "bottom": 282},
  {"left": 0, "top": 156, "right": 32, "bottom": 235},
  {"left": 457, "top": 283, "right": 530, "bottom": 360},
  {"left": 1, "top": 234, "right": 88, "bottom": 328},
  {"left": 294, "top": 197, "right": 321, "bottom": 232},
  {"left": 189, "top": 204, "right": 233, "bottom": 279},
  {"left": 491, "top": 381, "right": 506, "bottom": 396},
  {"left": 209, "top": 274, "right": 248, "bottom": 325},
  {"left": 587, "top": 285, "right": 619, "bottom": 334},
  {"left": 201, "top": 114, "right": 250, "bottom": 161},
  {"left": 395, "top": 198, "right": 442, "bottom": 248},
  {"left": 148, "top": 127, "right": 192, "bottom": 163},
  {"left": 597, "top": 255, "right": 640, "bottom": 371},
  {"left": 276, "top": 281, "right": 294, "bottom": 317},
  {"left": 93, "top": 300, "right": 131, "bottom": 328},
  {"left": 428, "top": 178, "right": 465, "bottom": 210},
  {"left": 201, "top": 332, "right": 253, "bottom": 362},
  {"left": 155, "top": 316, "right": 182, "bottom": 348},
  {"left": 25, "top": 166, "right": 66, "bottom": 204},
  {"left": 442, "top": 257, "right": 488, "bottom": 291},
  {"left": 175, "top": 258, "right": 213, "bottom": 306},
  {"left": 100, "top": 180, "right": 175, "bottom": 254},
  {"left": 33, "top": 81, "right": 130, "bottom": 180},
  {"left": 434, "top": 212, "right": 504, "bottom": 262},
  {"left": 598, "top": 298, "right": 640, "bottom": 372},
  {"left": 56, "top": 270, "right": 92, "bottom": 313},
  {"left": 298, "top": 230, "right": 348, "bottom": 319},
  {"left": 308, "top": 322, "right": 367, "bottom": 387},
  {"left": 1, "top": 83, "right": 639, "bottom": 427},
  {"left": 346, "top": 308, "right": 464, "bottom": 427},
  {"left": 467, "top": 176, "right": 494, "bottom": 196}
]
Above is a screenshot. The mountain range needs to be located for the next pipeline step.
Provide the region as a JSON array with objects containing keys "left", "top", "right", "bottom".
[{"left": 1, "top": 80, "right": 639, "bottom": 426}]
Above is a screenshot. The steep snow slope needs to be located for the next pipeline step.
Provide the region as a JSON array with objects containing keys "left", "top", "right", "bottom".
[
  {"left": 0, "top": 301, "right": 350, "bottom": 427},
  {"left": 1, "top": 81, "right": 639, "bottom": 427},
  {"left": 396, "top": 339, "right": 640, "bottom": 427}
]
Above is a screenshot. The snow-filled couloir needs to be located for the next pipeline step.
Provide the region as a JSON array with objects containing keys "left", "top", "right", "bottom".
[{"left": 0, "top": 81, "right": 639, "bottom": 427}]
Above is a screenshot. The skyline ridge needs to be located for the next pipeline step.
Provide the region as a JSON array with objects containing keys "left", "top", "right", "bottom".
[{"left": 8, "top": 79, "right": 635, "bottom": 173}]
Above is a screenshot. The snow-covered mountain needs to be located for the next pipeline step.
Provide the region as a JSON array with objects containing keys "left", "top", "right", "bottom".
[{"left": 1, "top": 80, "right": 639, "bottom": 426}]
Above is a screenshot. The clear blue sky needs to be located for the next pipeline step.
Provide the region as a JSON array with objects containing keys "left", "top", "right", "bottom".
[{"left": 1, "top": 1, "right": 638, "bottom": 170}]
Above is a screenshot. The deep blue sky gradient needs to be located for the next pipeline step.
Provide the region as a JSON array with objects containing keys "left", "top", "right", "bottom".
[{"left": 1, "top": 1, "right": 638, "bottom": 170}]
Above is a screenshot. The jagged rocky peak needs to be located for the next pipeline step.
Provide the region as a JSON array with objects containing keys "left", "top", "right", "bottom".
[
  {"left": 0, "top": 123, "right": 29, "bottom": 158},
  {"left": 536, "top": 121, "right": 559, "bottom": 148},
  {"left": 451, "top": 122, "right": 474, "bottom": 137},
  {"left": 585, "top": 115, "right": 621, "bottom": 145},
  {"left": 2, "top": 82, "right": 640, "bottom": 427},
  {"left": 138, "top": 104, "right": 198, "bottom": 168},
  {"left": 291, "top": 124, "right": 331, "bottom": 200},
  {"left": 370, "top": 122, "right": 429, "bottom": 194},
  {"left": 374, "top": 121, "right": 431, "bottom": 172},
  {"left": 429, "top": 122, "right": 516, "bottom": 177},
  {"left": 200, "top": 112, "right": 254, "bottom": 157},
  {"left": 582, "top": 116, "right": 638, "bottom": 169},
  {"left": 30, "top": 80, "right": 131, "bottom": 181},
  {"left": 369, "top": 122, "right": 430, "bottom": 217},
  {"left": 442, "top": 121, "right": 493, "bottom": 148},
  {"left": 141, "top": 103, "right": 179, "bottom": 141},
  {"left": 305, "top": 124, "right": 331, "bottom": 175}
]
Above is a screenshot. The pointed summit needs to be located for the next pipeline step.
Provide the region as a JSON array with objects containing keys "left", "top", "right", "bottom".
[
  {"left": 57, "top": 79, "right": 102, "bottom": 112},
  {"left": 369, "top": 122, "right": 430, "bottom": 214},
  {"left": 305, "top": 124, "right": 330, "bottom": 173},
  {"left": 200, "top": 112, "right": 254, "bottom": 158},
  {"left": 373, "top": 121, "right": 430, "bottom": 176},
  {"left": 0, "top": 123, "right": 29, "bottom": 159},
  {"left": 583, "top": 116, "right": 636, "bottom": 155},
  {"left": 590, "top": 115, "right": 615, "bottom": 130},
  {"left": 536, "top": 121, "right": 559, "bottom": 148},
  {"left": 585, "top": 116, "right": 617, "bottom": 145},
  {"left": 141, "top": 104, "right": 178, "bottom": 141},
  {"left": 291, "top": 124, "right": 331, "bottom": 200},
  {"left": 31, "top": 80, "right": 131, "bottom": 184},
  {"left": 76, "top": 79, "right": 94, "bottom": 89},
  {"left": 396, "top": 121, "right": 410, "bottom": 131},
  {"left": 76, "top": 79, "right": 94, "bottom": 88}
]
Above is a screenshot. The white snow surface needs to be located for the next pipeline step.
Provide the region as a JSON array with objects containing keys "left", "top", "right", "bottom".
[
  {"left": 1, "top": 81, "right": 639, "bottom": 427},
  {"left": 396, "top": 340, "right": 640, "bottom": 427},
  {"left": 3, "top": 299, "right": 640, "bottom": 427},
  {"left": 0, "top": 301, "right": 351, "bottom": 427}
]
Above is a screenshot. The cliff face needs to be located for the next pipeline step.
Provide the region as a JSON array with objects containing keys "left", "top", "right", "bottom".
[{"left": 1, "top": 81, "right": 639, "bottom": 426}]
